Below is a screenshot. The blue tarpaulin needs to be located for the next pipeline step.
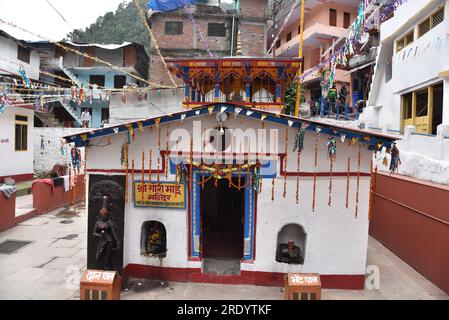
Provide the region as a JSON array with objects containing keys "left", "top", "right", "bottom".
[{"left": 148, "top": 0, "right": 203, "bottom": 12}]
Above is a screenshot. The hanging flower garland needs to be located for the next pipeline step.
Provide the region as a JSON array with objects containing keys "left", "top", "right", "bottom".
[
  {"left": 346, "top": 157, "right": 351, "bottom": 209},
  {"left": 157, "top": 126, "right": 161, "bottom": 183},
  {"left": 283, "top": 128, "right": 289, "bottom": 198},
  {"left": 141, "top": 149, "right": 145, "bottom": 201},
  {"left": 165, "top": 125, "right": 170, "bottom": 179},
  {"left": 295, "top": 150, "right": 301, "bottom": 205},
  {"left": 355, "top": 144, "right": 362, "bottom": 219},
  {"left": 312, "top": 128, "right": 320, "bottom": 212}
]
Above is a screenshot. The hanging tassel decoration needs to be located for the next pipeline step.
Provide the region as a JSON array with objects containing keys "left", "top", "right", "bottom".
[
  {"left": 141, "top": 150, "right": 145, "bottom": 205},
  {"left": 328, "top": 158, "right": 333, "bottom": 207},
  {"left": 68, "top": 165, "right": 72, "bottom": 208},
  {"left": 157, "top": 126, "right": 161, "bottom": 183},
  {"left": 83, "top": 141, "right": 88, "bottom": 207},
  {"left": 125, "top": 143, "right": 129, "bottom": 203},
  {"left": 202, "top": 128, "right": 206, "bottom": 190},
  {"left": 346, "top": 157, "right": 350, "bottom": 209},
  {"left": 165, "top": 125, "right": 170, "bottom": 179},
  {"left": 296, "top": 151, "right": 301, "bottom": 205},
  {"left": 149, "top": 149, "right": 153, "bottom": 186},
  {"left": 368, "top": 154, "right": 374, "bottom": 220},
  {"left": 293, "top": 127, "right": 305, "bottom": 153},
  {"left": 190, "top": 134, "right": 193, "bottom": 192},
  {"left": 131, "top": 160, "right": 135, "bottom": 202},
  {"left": 312, "top": 137, "right": 318, "bottom": 212},
  {"left": 355, "top": 144, "right": 361, "bottom": 219},
  {"left": 283, "top": 127, "right": 288, "bottom": 198}
]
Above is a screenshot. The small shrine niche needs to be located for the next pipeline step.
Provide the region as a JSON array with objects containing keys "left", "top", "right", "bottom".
[
  {"left": 276, "top": 224, "right": 306, "bottom": 265},
  {"left": 141, "top": 221, "right": 167, "bottom": 257}
]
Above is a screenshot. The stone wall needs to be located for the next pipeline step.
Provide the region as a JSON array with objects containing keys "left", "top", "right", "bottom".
[{"left": 33, "top": 127, "right": 85, "bottom": 176}]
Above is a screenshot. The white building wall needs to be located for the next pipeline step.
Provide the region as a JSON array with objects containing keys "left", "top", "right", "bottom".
[
  {"left": 86, "top": 114, "right": 373, "bottom": 276},
  {"left": 0, "top": 107, "right": 34, "bottom": 179},
  {"left": 0, "top": 34, "right": 40, "bottom": 80},
  {"left": 108, "top": 90, "right": 183, "bottom": 125},
  {"left": 444, "top": 78, "right": 449, "bottom": 124},
  {"left": 363, "top": 0, "right": 449, "bottom": 132},
  {"left": 33, "top": 127, "right": 86, "bottom": 175}
]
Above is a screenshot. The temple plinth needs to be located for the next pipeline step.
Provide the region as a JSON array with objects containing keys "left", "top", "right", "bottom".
[{"left": 167, "top": 57, "right": 302, "bottom": 113}]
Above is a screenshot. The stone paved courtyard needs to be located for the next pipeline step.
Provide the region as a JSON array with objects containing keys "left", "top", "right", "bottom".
[{"left": 0, "top": 206, "right": 447, "bottom": 300}]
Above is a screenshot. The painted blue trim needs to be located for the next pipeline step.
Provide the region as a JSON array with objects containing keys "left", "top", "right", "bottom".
[
  {"left": 66, "top": 103, "right": 395, "bottom": 150},
  {"left": 190, "top": 169, "right": 256, "bottom": 260}
]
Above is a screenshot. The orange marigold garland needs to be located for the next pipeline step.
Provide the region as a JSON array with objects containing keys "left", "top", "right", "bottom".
[
  {"left": 149, "top": 149, "right": 152, "bottom": 188},
  {"left": 312, "top": 136, "right": 318, "bottom": 212},
  {"left": 141, "top": 149, "right": 145, "bottom": 204},
  {"left": 283, "top": 127, "right": 288, "bottom": 198},
  {"left": 202, "top": 128, "right": 206, "bottom": 190},
  {"left": 368, "top": 153, "right": 374, "bottom": 220},
  {"left": 131, "top": 159, "right": 135, "bottom": 197},
  {"left": 83, "top": 141, "right": 87, "bottom": 207},
  {"left": 189, "top": 133, "right": 193, "bottom": 193},
  {"left": 157, "top": 126, "right": 161, "bottom": 183},
  {"left": 125, "top": 143, "right": 129, "bottom": 203},
  {"left": 165, "top": 125, "right": 170, "bottom": 179},
  {"left": 346, "top": 157, "right": 350, "bottom": 209},
  {"left": 355, "top": 144, "right": 362, "bottom": 219},
  {"left": 68, "top": 165, "right": 71, "bottom": 208},
  {"left": 296, "top": 151, "right": 301, "bottom": 205},
  {"left": 328, "top": 158, "right": 333, "bottom": 207}
]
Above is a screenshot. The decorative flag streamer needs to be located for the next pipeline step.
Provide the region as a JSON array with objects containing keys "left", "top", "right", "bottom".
[{"left": 18, "top": 66, "right": 31, "bottom": 88}]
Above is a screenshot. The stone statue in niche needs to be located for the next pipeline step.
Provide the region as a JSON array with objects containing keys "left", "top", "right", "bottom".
[
  {"left": 276, "top": 240, "right": 304, "bottom": 264},
  {"left": 93, "top": 196, "right": 121, "bottom": 270},
  {"left": 145, "top": 222, "right": 166, "bottom": 257}
]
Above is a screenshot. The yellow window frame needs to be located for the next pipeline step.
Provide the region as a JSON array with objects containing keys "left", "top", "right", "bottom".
[{"left": 14, "top": 114, "right": 28, "bottom": 152}]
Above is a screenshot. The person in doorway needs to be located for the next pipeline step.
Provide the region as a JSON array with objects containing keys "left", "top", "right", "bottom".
[{"left": 81, "top": 109, "right": 91, "bottom": 128}]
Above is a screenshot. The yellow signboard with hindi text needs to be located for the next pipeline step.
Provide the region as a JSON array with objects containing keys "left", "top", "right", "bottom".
[{"left": 134, "top": 181, "right": 186, "bottom": 209}]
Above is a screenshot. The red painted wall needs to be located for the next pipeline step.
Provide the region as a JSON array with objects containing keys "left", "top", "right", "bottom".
[
  {"left": 32, "top": 175, "right": 85, "bottom": 215},
  {"left": 0, "top": 193, "right": 16, "bottom": 232},
  {"left": 124, "top": 264, "right": 365, "bottom": 290},
  {"left": 369, "top": 172, "right": 449, "bottom": 294},
  {"left": 0, "top": 173, "right": 33, "bottom": 184}
]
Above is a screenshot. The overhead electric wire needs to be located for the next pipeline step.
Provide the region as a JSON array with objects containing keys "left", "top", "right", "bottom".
[
  {"left": 45, "top": 0, "right": 75, "bottom": 31},
  {"left": 0, "top": 17, "right": 171, "bottom": 89}
]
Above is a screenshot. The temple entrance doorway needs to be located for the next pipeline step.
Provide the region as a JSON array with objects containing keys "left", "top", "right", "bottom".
[{"left": 200, "top": 176, "right": 245, "bottom": 275}]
